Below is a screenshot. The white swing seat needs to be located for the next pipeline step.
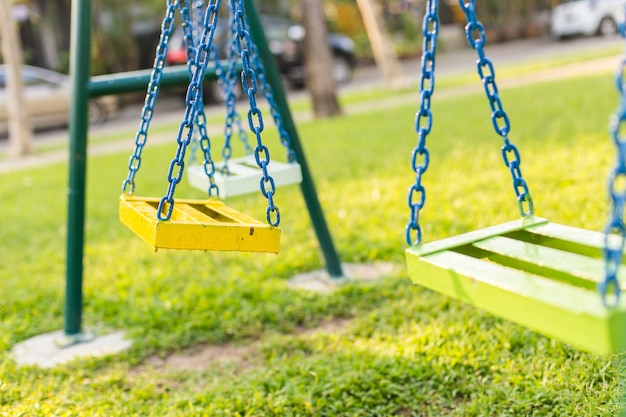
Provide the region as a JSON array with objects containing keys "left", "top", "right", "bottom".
[{"left": 187, "top": 155, "right": 302, "bottom": 198}]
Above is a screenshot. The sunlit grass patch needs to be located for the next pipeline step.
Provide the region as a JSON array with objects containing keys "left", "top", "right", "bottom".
[{"left": 0, "top": 68, "right": 624, "bottom": 415}]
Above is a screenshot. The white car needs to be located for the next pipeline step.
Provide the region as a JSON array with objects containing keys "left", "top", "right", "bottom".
[
  {"left": 550, "top": 0, "right": 625, "bottom": 39},
  {"left": 0, "top": 65, "right": 117, "bottom": 136}
]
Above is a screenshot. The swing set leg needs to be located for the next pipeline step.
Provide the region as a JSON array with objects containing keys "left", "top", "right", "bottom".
[
  {"left": 245, "top": 0, "right": 344, "bottom": 279},
  {"left": 64, "top": 0, "right": 91, "bottom": 340}
]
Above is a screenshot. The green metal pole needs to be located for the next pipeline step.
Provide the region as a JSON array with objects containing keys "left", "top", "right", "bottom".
[
  {"left": 244, "top": 0, "right": 343, "bottom": 278},
  {"left": 64, "top": 0, "right": 91, "bottom": 339}
]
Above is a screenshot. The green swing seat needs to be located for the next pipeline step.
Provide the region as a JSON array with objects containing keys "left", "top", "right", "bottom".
[
  {"left": 406, "top": 217, "right": 626, "bottom": 355},
  {"left": 405, "top": 0, "right": 626, "bottom": 355}
]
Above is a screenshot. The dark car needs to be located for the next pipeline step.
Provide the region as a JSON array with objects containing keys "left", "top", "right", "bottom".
[
  {"left": 258, "top": 14, "right": 356, "bottom": 88},
  {"left": 165, "top": 14, "right": 356, "bottom": 103}
]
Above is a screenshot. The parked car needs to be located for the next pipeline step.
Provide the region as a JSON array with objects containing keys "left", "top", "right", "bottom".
[
  {"left": 259, "top": 14, "right": 356, "bottom": 88},
  {"left": 550, "top": 0, "right": 625, "bottom": 39},
  {"left": 0, "top": 65, "right": 117, "bottom": 136},
  {"left": 165, "top": 14, "right": 356, "bottom": 103}
]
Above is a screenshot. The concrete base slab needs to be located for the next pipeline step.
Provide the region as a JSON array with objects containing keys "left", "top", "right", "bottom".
[
  {"left": 11, "top": 330, "right": 132, "bottom": 368},
  {"left": 287, "top": 262, "right": 397, "bottom": 293}
]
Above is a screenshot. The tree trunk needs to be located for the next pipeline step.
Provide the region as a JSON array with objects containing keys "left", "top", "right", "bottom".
[
  {"left": 0, "top": 0, "right": 33, "bottom": 156},
  {"left": 355, "top": 0, "right": 404, "bottom": 88},
  {"left": 33, "top": 0, "right": 71, "bottom": 70},
  {"left": 301, "top": 0, "right": 342, "bottom": 118}
]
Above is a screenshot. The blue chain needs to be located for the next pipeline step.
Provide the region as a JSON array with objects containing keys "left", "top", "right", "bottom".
[
  {"left": 459, "top": 0, "right": 534, "bottom": 218},
  {"left": 219, "top": 13, "right": 252, "bottom": 175},
  {"left": 406, "top": 0, "right": 439, "bottom": 245},
  {"left": 231, "top": 0, "right": 280, "bottom": 226},
  {"left": 249, "top": 28, "right": 297, "bottom": 163},
  {"left": 182, "top": 0, "right": 219, "bottom": 196},
  {"left": 190, "top": 1, "right": 220, "bottom": 198},
  {"left": 122, "top": 0, "right": 178, "bottom": 194},
  {"left": 180, "top": 0, "right": 195, "bottom": 72},
  {"left": 197, "top": 100, "right": 220, "bottom": 197},
  {"left": 157, "top": 0, "right": 223, "bottom": 220},
  {"left": 187, "top": 119, "right": 200, "bottom": 166},
  {"left": 180, "top": 0, "right": 199, "bottom": 167},
  {"left": 601, "top": 22, "right": 626, "bottom": 306}
]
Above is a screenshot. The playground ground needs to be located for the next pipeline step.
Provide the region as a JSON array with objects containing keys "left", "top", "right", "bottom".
[{"left": 1, "top": 37, "right": 626, "bottom": 415}]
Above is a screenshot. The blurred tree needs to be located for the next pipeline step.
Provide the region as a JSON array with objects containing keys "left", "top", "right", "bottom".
[
  {"left": 30, "top": 0, "right": 71, "bottom": 70},
  {"left": 0, "top": 0, "right": 33, "bottom": 156},
  {"left": 301, "top": 0, "right": 342, "bottom": 118},
  {"left": 29, "top": 0, "right": 162, "bottom": 73},
  {"left": 92, "top": 0, "right": 139, "bottom": 73},
  {"left": 355, "top": 0, "right": 403, "bottom": 87}
]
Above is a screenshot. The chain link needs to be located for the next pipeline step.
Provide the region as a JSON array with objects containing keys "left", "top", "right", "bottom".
[
  {"left": 122, "top": 0, "right": 178, "bottom": 195},
  {"left": 602, "top": 23, "right": 626, "bottom": 306},
  {"left": 458, "top": 0, "right": 534, "bottom": 218},
  {"left": 157, "top": 0, "right": 223, "bottom": 220},
  {"left": 231, "top": 0, "right": 280, "bottom": 226},
  {"left": 406, "top": 0, "right": 439, "bottom": 245}
]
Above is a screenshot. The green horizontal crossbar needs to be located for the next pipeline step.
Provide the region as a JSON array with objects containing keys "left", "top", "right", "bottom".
[
  {"left": 87, "top": 61, "right": 242, "bottom": 97},
  {"left": 405, "top": 218, "right": 626, "bottom": 355}
]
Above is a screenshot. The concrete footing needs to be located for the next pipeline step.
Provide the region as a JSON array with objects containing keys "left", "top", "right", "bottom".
[
  {"left": 11, "top": 330, "right": 132, "bottom": 368},
  {"left": 287, "top": 262, "right": 396, "bottom": 293}
]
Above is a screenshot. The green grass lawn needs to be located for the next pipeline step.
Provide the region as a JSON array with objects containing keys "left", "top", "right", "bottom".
[{"left": 1, "top": 66, "right": 626, "bottom": 415}]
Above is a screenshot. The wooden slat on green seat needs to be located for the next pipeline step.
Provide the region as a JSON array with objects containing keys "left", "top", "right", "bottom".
[
  {"left": 467, "top": 236, "right": 626, "bottom": 291},
  {"left": 504, "top": 222, "right": 624, "bottom": 260},
  {"left": 413, "top": 217, "right": 549, "bottom": 257},
  {"left": 405, "top": 218, "right": 626, "bottom": 355}
]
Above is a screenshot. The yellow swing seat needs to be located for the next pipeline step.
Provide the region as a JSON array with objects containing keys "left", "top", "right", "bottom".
[{"left": 119, "top": 194, "right": 280, "bottom": 253}]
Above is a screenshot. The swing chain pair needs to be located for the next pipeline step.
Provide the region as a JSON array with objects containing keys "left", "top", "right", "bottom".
[
  {"left": 157, "top": 0, "right": 223, "bottom": 220},
  {"left": 217, "top": 11, "right": 295, "bottom": 169},
  {"left": 222, "top": 10, "right": 295, "bottom": 164},
  {"left": 602, "top": 26, "right": 626, "bottom": 305},
  {"left": 407, "top": 0, "right": 535, "bottom": 245},
  {"left": 406, "top": 0, "right": 439, "bottom": 245},
  {"left": 458, "top": 0, "right": 534, "bottom": 219},
  {"left": 122, "top": 0, "right": 178, "bottom": 195},
  {"left": 231, "top": 0, "right": 280, "bottom": 226}
]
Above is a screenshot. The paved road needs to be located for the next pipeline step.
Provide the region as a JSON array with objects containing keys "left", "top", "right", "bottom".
[
  {"left": 2, "top": 34, "right": 624, "bottom": 154},
  {"left": 84, "top": 34, "right": 626, "bottom": 129}
]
